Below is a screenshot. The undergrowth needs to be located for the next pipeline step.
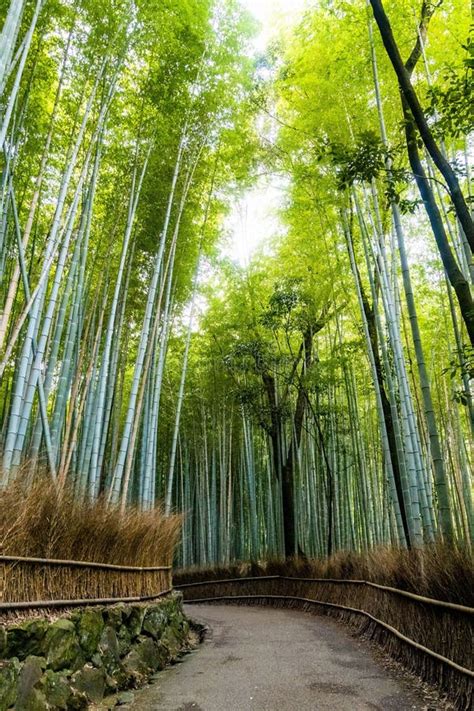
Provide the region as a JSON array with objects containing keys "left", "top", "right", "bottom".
[
  {"left": 174, "top": 543, "right": 474, "bottom": 606},
  {"left": 0, "top": 476, "right": 181, "bottom": 567}
]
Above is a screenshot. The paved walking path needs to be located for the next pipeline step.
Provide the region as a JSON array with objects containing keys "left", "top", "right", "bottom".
[{"left": 126, "top": 604, "right": 430, "bottom": 711}]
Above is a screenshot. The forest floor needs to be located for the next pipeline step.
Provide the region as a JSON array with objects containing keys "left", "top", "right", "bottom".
[{"left": 117, "top": 604, "right": 452, "bottom": 711}]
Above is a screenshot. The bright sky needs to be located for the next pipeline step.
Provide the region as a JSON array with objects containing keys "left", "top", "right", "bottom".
[
  {"left": 242, "top": 0, "right": 309, "bottom": 51},
  {"left": 223, "top": 0, "right": 309, "bottom": 266}
]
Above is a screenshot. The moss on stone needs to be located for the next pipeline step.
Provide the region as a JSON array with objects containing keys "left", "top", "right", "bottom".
[
  {"left": 15, "top": 655, "right": 47, "bottom": 711},
  {"left": 121, "top": 635, "right": 165, "bottom": 683},
  {"left": 105, "top": 605, "right": 125, "bottom": 630},
  {"left": 142, "top": 606, "right": 167, "bottom": 640},
  {"left": 0, "top": 658, "right": 20, "bottom": 710},
  {"left": 117, "top": 624, "right": 132, "bottom": 656},
  {"left": 17, "top": 686, "right": 49, "bottom": 711},
  {"left": 40, "top": 669, "right": 72, "bottom": 710},
  {"left": 98, "top": 625, "right": 120, "bottom": 673},
  {"left": 6, "top": 619, "right": 49, "bottom": 660},
  {"left": 0, "top": 594, "right": 192, "bottom": 709},
  {"left": 127, "top": 606, "right": 146, "bottom": 639},
  {"left": 0, "top": 626, "right": 7, "bottom": 657},
  {"left": 45, "top": 620, "right": 83, "bottom": 672},
  {"left": 71, "top": 663, "right": 106, "bottom": 703},
  {"left": 77, "top": 608, "right": 104, "bottom": 657}
]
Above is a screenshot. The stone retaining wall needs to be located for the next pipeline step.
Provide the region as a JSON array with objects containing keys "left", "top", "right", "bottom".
[{"left": 0, "top": 592, "right": 192, "bottom": 710}]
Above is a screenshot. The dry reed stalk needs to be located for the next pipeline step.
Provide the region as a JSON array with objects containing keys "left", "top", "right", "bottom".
[
  {"left": 174, "top": 543, "right": 474, "bottom": 607},
  {"left": 1, "top": 562, "right": 173, "bottom": 603}
]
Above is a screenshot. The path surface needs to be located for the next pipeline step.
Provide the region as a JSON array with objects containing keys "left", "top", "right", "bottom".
[{"left": 126, "top": 604, "right": 430, "bottom": 711}]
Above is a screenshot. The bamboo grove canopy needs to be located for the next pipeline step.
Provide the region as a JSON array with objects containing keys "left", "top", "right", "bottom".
[{"left": 0, "top": 0, "right": 472, "bottom": 563}]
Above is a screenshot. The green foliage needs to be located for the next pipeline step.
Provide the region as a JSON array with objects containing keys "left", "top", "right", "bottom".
[
  {"left": 319, "top": 131, "right": 391, "bottom": 189},
  {"left": 426, "top": 65, "right": 473, "bottom": 138},
  {"left": 0, "top": 0, "right": 472, "bottom": 563}
]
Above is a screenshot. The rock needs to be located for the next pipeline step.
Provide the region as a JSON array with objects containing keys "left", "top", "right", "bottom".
[
  {"left": 117, "top": 625, "right": 132, "bottom": 656},
  {"left": 98, "top": 626, "right": 120, "bottom": 672},
  {"left": 6, "top": 619, "right": 49, "bottom": 660},
  {"left": 95, "top": 695, "right": 119, "bottom": 711},
  {"left": 122, "top": 635, "right": 164, "bottom": 684},
  {"left": 98, "top": 626, "right": 129, "bottom": 688},
  {"left": 40, "top": 669, "right": 72, "bottom": 709},
  {"left": 0, "top": 658, "right": 20, "bottom": 710},
  {"left": 45, "top": 619, "right": 82, "bottom": 672},
  {"left": 103, "top": 671, "right": 118, "bottom": 693},
  {"left": 127, "top": 606, "right": 146, "bottom": 639},
  {"left": 162, "top": 598, "right": 180, "bottom": 616},
  {"left": 67, "top": 688, "right": 89, "bottom": 710},
  {"left": 141, "top": 606, "right": 166, "bottom": 640},
  {"left": 117, "top": 690, "right": 135, "bottom": 705},
  {"left": 157, "top": 640, "right": 172, "bottom": 667},
  {"left": 0, "top": 626, "right": 7, "bottom": 657},
  {"left": 181, "top": 619, "right": 190, "bottom": 638},
  {"left": 77, "top": 608, "right": 104, "bottom": 657},
  {"left": 0, "top": 598, "right": 189, "bottom": 709},
  {"left": 91, "top": 652, "right": 104, "bottom": 668},
  {"left": 16, "top": 655, "right": 46, "bottom": 711},
  {"left": 161, "top": 626, "right": 181, "bottom": 659},
  {"left": 132, "top": 636, "right": 166, "bottom": 673},
  {"left": 71, "top": 663, "right": 106, "bottom": 703},
  {"left": 105, "top": 605, "right": 125, "bottom": 630},
  {"left": 121, "top": 648, "right": 144, "bottom": 685},
  {"left": 17, "top": 687, "right": 49, "bottom": 711}
]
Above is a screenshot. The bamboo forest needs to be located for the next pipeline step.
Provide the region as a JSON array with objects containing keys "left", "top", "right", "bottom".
[{"left": 0, "top": 0, "right": 473, "bottom": 570}]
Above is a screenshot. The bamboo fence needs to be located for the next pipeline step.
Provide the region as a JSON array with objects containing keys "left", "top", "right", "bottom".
[{"left": 0, "top": 555, "right": 172, "bottom": 606}]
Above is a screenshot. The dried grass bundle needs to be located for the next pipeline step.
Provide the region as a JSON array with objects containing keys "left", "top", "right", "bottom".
[
  {"left": 0, "top": 477, "right": 180, "bottom": 567},
  {"left": 0, "top": 476, "right": 181, "bottom": 603}
]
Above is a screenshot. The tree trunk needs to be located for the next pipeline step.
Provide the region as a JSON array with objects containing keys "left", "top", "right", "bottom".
[{"left": 402, "top": 102, "right": 474, "bottom": 345}]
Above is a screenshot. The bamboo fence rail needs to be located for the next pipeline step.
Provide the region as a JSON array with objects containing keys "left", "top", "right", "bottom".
[
  {"left": 176, "top": 574, "right": 474, "bottom": 613},
  {"left": 0, "top": 555, "right": 172, "bottom": 605}
]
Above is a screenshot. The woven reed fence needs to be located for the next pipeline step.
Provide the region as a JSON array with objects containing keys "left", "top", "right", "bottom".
[
  {"left": 0, "top": 555, "right": 172, "bottom": 608},
  {"left": 175, "top": 575, "right": 474, "bottom": 709}
]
